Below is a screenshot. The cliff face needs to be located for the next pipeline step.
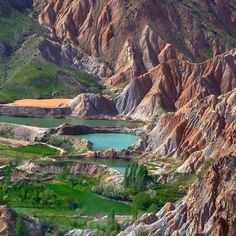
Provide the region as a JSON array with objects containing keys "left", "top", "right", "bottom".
[
  {"left": 119, "top": 155, "right": 236, "bottom": 236},
  {"left": 65, "top": 93, "right": 117, "bottom": 117},
  {"left": 33, "top": 0, "right": 236, "bottom": 86},
  {"left": 115, "top": 49, "right": 236, "bottom": 173},
  {"left": 117, "top": 49, "right": 236, "bottom": 119}
]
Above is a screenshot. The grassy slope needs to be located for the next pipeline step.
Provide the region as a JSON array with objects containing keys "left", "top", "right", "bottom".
[
  {"left": 0, "top": 10, "right": 36, "bottom": 48},
  {"left": 0, "top": 10, "right": 102, "bottom": 102},
  {"left": 0, "top": 144, "right": 59, "bottom": 159}
]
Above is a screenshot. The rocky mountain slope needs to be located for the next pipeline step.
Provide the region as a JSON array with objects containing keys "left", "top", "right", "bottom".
[
  {"left": 0, "top": 0, "right": 236, "bottom": 235},
  {"left": 119, "top": 154, "right": 236, "bottom": 236},
  {"left": 33, "top": 0, "right": 236, "bottom": 87}
]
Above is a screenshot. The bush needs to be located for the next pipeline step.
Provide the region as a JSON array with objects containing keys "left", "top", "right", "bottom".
[
  {"left": 65, "top": 198, "right": 80, "bottom": 210},
  {"left": 133, "top": 192, "right": 153, "bottom": 211},
  {"left": 148, "top": 203, "right": 159, "bottom": 213},
  {"left": 105, "top": 210, "right": 120, "bottom": 236},
  {"left": 93, "top": 183, "right": 128, "bottom": 201},
  {"left": 49, "top": 136, "right": 73, "bottom": 153},
  {"left": 0, "top": 127, "right": 14, "bottom": 138}
]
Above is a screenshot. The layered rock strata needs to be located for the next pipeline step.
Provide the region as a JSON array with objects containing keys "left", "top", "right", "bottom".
[{"left": 119, "top": 155, "right": 236, "bottom": 236}]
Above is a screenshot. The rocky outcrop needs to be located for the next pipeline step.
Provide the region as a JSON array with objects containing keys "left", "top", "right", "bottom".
[
  {"left": 119, "top": 155, "right": 236, "bottom": 236},
  {"left": 66, "top": 93, "right": 117, "bottom": 117},
  {"left": 117, "top": 49, "right": 236, "bottom": 119},
  {"left": 56, "top": 123, "right": 143, "bottom": 136},
  {"left": 0, "top": 123, "right": 49, "bottom": 142},
  {"left": 0, "top": 205, "right": 43, "bottom": 236},
  {"left": 114, "top": 49, "right": 236, "bottom": 172},
  {"left": 142, "top": 86, "right": 236, "bottom": 173},
  {"left": 65, "top": 229, "right": 97, "bottom": 236},
  {"left": 39, "top": 38, "right": 113, "bottom": 79},
  {"left": 0, "top": 93, "right": 116, "bottom": 118},
  {"left": 16, "top": 160, "right": 124, "bottom": 184}
]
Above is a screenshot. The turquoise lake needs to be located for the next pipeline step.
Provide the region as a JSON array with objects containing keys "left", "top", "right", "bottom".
[
  {"left": 0, "top": 115, "right": 141, "bottom": 128},
  {"left": 79, "top": 133, "right": 139, "bottom": 151}
]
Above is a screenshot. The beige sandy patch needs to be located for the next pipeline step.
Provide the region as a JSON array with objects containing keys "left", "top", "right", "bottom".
[{"left": 13, "top": 99, "right": 71, "bottom": 108}]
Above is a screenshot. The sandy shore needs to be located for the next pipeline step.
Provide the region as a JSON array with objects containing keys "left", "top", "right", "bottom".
[{"left": 12, "top": 99, "right": 71, "bottom": 108}]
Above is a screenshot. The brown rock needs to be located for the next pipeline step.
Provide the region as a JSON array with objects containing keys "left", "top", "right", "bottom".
[
  {"left": 166, "top": 202, "right": 175, "bottom": 212},
  {"left": 102, "top": 149, "right": 116, "bottom": 159},
  {"left": 84, "top": 151, "right": 97, "bottom": 159}
]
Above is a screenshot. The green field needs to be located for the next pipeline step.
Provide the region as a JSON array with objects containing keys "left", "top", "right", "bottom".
[
  {"left": 1, "top": 176, "right": 132, "bottom": 231},
  {"left": 10, "top": 180, "right": 131, "bottom": 216},
  {"left": 0, "top": 144, "right": 59, "bottom": 160}
]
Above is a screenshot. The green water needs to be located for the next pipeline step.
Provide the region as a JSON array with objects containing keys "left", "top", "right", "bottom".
[
  {"left": 0, "top": 115, "right": 141, "bottom": 128},
  {"left": 79, "top": 133, "right": 139, "bottom": 151}
]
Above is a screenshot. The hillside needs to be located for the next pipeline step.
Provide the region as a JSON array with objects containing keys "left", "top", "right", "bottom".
[{"left": 0, "top": 0, "right": 235, "bottom": 235}]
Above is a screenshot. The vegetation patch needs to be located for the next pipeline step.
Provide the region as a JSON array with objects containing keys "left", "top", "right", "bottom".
[
  {"left": 0, "top": 11, "right": 103, "bottom": 102},
  {"left": 0, "top": 144, "right": 59, "bottom": 159},
  {"left": 49, "top": 136, "right": 74, "bottom": 154},
  {"left": 0, "top": 10, "right": 40, "bottom": 50}
]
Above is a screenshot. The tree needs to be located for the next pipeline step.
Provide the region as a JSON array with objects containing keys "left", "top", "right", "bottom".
[
  {"left": 132, "top": 203, "right": 138, "bottom": 220},
  {"left": 105, "top": 210, "right": 120, "bottom": 236},
  {"left": 124, "top": 163, "right": 148, "bottom": 194}
]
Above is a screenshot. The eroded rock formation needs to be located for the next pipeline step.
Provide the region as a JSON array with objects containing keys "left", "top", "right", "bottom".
[
  {"left": 66, "top": 93, "right": 117, "bottom": 117},
  {"left": 32, "top": 0, "right": 236, "bottom": 87},
  {"left": 119, "top": 155, "right": 236, "bottom": 236}
]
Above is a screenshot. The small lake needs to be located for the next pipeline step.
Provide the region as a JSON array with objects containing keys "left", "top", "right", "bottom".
[
  {"left": 79, "top": 133, "right": 139, "bottom": 151},
  {"left": 0, "top": 115, "right": 141, "bottom": 128}
]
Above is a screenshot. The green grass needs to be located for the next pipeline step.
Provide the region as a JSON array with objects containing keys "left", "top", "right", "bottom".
[
  {"left": 0, "top": 53, "right": 102, "bottom": 102},
  {"left": 46, "top": 181, "right": 131, "bottom": 215},
  {"left": 153, "top": 183, "right": 185, "bottom": 209},
  {"left": 0, "top": 144, "right": 59, "bottom": 159},
  {"left": 6, "top": 176, "right": 131, "bottom": 216},
  {"left": 0, "top": 10, "right": 39, "bottom": 48},
  {"left": 5, "top": 177, "right": 131, "bottom": 231},
  {"left": 0, "top": 11, "right": 103, "bottom": 102}
]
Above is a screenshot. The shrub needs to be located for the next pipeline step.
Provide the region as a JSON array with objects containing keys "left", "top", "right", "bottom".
[
  {"left": 0, "top": 127, "right": 14, "bottom": 138},
  {"left": 105, "top": 210, "right": 120, "bottom": 236},
  {"left": 133, "top": 192, "right": 153, "bottom": 211},
  {"left": 65, "top": 198, "right": 80, "bottom": 210},
  {"left": 49, "top": 136, "right": 73, "bottom": 153},
  {"left": 93, "top": 183, "right": 128, "bottom": 201},
  {"left": 148, "top": 203, "right": 159, "bottom": 213}
]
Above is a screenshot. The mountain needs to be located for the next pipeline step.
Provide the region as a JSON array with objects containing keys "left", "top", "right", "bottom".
[
  {"left": 0, "top": 0, "right": 235, "bottom": 235},
  {"left": 31, "top": 0, "right": 236, "bottom": 172}
]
